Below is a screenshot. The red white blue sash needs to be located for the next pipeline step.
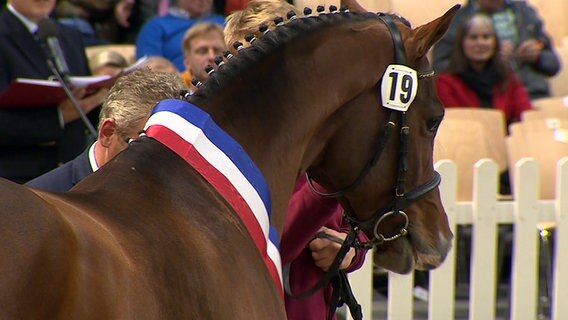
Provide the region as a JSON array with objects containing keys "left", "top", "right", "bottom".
[{"left": 144, "top": 99, "right": 283, "bottom": 294}]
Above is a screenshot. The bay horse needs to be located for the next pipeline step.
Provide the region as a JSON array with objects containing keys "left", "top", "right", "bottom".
[{"left": 0, "top": 5, "right": 459, "bottom": 319}]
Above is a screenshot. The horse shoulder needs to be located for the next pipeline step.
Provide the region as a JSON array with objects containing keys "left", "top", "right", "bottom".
[
  {"left": 0, "top": 182, "right": 159, "bottom": 319},
  {"left": 0, "top": 182, "right": 83, "bottom": 318}
]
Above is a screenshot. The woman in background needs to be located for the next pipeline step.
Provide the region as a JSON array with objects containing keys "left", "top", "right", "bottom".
[{"left": 436, "top": 13, "right": 532, "bottom": 125}]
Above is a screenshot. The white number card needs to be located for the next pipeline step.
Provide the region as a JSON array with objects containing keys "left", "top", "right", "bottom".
[{"left": 381, "top": 64, "right": 418, "bottom": 112}]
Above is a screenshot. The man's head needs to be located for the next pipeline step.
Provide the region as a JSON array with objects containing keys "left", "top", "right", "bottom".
[
  {"left": 9, "top": 0, "right": 55, "bottom": 23},
  {"left": 224, "top": 0, "right": 299, "bottom": 51},
  {"left": 476, "top": 0, "right": 505, "bottom": 13},
  {"left": 182, "top": 22, "right": 226, "bottom": 82},
  {"left": 96, "top": 68, "right": 184, "bottom": 165}
]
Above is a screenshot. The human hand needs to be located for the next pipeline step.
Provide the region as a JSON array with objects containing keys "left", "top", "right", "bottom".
[
  {"left": 500, "top": 40, "right": 515, "bottom": 63},
  {"left": 115, "top": 0, "right": 135, "bottom": 28},
  {"left": 516, "top": 39, "right": 543, "bottom": 63},
  {"left": 58, "top": 88, "right": 108, "bottom": 124},
  {"left": 309, "top": 227, "right": 356, "bottom": 271}
]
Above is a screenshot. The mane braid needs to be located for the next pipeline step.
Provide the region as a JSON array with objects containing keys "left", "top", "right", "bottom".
[{"left": 188, "top": 12, "right": 380, "bottom": 102}]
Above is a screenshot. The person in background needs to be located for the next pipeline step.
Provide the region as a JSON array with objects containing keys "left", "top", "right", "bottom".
[
  {"left": 432, "top": 0, "right": 560, "bottom": 100},
  {"left": 225, "top": 1, "right": 368, "bottom": 319},
  {"left": 142, "top": 55, "right": 180, "bottom": 74},
  {"left": 26, "top": 69, "right": 184, "bottom": 191},
  {"left": 436, "top": 14, "right": 527, "bottom": 281},
  {"left": 122, "top": 0, "right": 171, "bottom": 43},
  {"left": 436, "top": 13, "right": 532, "bottom": 125},
  {"left": 0, "top": 0, "right": 107, "bottom": 183},
  {"left": 180, "top": 22, "right": 226, "bottom": 91},
  {"left": 54, "top": 0, "right": 135, "bottom": 45},
  {"left": 135, "top": 0, "right": 225, "bottom": 71},
  {"left": 89, "top": 50, "right": 129, "bottom": 76},
  {"left": 224, "top": 0, "right": 298, "bottom": 51}
]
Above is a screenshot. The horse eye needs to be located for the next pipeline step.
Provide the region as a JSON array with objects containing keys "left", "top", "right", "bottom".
[{"left": 426, "top": 116, "right": 443, "bottom": 132}]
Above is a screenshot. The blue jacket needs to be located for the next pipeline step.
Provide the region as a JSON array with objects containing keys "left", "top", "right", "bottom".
[
  {"left": 135, "top": 13, "right": 225, "bottom": 71},
  {"left": 25, "top": 147, "right": 92, "bottom": 192},
  {"left": 432, "top": 0, "right": 560, "bottom": 99}
]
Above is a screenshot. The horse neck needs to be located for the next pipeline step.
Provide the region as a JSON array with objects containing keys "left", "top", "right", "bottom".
[{"left": 192, "top": 18, "right": 392, "bottom": 231}]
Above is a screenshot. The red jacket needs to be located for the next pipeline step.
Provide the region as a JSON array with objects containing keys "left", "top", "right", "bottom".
[
  {"left": 281, "top": 175, "right": 368, "bottom": 320},
  {"left": 224, "top": 0, "right": 249, "bottom": 15},
  {"left": 436, "top": 72, "right": 532, "bottom": 123}
]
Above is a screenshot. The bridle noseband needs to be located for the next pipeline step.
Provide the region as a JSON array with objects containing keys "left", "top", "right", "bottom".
[{"left": 305, "top": 13, "right": 441, "bottom": 249}]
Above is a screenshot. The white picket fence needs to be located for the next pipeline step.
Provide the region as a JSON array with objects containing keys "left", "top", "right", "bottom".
[{"left": 347, "top": 158, "right": 568, "bottom": 320}]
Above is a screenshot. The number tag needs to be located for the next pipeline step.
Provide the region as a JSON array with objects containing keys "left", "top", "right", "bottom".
[{"left": 381, "top": 64, "right": 418, "bottom": 112}]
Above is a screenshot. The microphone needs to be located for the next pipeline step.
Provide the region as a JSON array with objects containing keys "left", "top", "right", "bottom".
[
  {"left": 37, "top": 19, "right": 71, "bottom": 83},
  {"left": 36, "top": 18, "right": 97, "bottom": 138}
]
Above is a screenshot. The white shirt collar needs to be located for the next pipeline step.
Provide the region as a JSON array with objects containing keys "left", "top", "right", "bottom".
[
  {"left": 7, "top": 4, "right": 40, "bottom": 34},
  {"left": 88, "top": 141, "right": 100, "bottom": 172}
]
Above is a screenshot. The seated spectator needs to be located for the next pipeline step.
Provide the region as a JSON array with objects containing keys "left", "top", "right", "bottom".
[
  {"left": 180, "top": 22, "right": 226, "bottom": 91},
  {"left": 433, "top": 0, "right": 560, "bottom": 100},
  {"left": 142, "top": 56, "right": 180, "bottom": 74},
  {"left": 135, "top": 0, "right": 225, "bottom": 71},
  {"left": 89, "top": 50, "right": 129, "bottom": 76},
  {"left": 26, "top": 69, "right": 184, "bottom": 192},
  {"left": 436, "top": 13, "right": 532, "bottom": 126}
]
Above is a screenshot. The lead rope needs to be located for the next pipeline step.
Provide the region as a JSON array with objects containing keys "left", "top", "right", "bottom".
[{"left": 283, "top": 220, "right": 363, "bottom": 320}]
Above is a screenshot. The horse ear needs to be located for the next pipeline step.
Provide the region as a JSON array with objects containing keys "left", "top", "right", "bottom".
[
  {"left": 340, "top": 0, "right": 367, "bottom": 13},
  {"left": 409, "top": 4, "right": 461, "bottom": 58}
]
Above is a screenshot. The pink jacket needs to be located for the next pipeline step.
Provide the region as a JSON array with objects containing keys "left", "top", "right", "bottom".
[{"left": 280, "top": 175, "right": 368, "bottom": 320}]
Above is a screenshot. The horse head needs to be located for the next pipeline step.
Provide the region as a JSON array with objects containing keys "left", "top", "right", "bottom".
[
  {"left": 190, "top": 4, "right": 459, "bottom": 275},
  {"left": 301, "top": 5, "right": 460, "bottom": 274},
  {"left": 145, "top": 1, "right": 461, "bottom": 286}
]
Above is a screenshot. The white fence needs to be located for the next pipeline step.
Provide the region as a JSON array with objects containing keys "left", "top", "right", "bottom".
[{"left": 348, "top": 158, "right": 568, "bottom": 320}]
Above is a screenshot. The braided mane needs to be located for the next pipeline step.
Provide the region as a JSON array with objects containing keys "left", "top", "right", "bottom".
[{"left": 188, "top": 10, "right": 381, "bottom": 101}]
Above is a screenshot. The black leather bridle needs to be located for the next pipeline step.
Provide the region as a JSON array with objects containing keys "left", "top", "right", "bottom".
[
  {"left": 288, "top": 14, "right": 442, "bottom": 320},
  {"left": 306, "top": 13, "right": 441, "bottom": 250}
]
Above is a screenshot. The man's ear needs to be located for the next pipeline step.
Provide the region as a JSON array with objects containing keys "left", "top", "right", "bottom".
[
  {"left": 183, "top": 53, "right": 191, "bottom": 72},
  {"left": 98, "top": 118, "right": 117, "bottom": 147}
]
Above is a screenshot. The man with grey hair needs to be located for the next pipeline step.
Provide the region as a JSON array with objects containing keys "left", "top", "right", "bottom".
[{"left": 26, "top": 68, "right": 185, "bottom": 192}]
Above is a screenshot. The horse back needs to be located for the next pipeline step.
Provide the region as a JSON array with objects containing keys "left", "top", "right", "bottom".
[
  {"left": 0, "top": 139, "right": 286, "bottom": 319},
  {"left": 0, "top": 177, "right": 161, "bottom": 319}
]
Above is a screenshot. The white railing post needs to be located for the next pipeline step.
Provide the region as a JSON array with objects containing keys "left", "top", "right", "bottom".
[
  {"left": 346, "top": 251, "right": 373, "bottom": 320},
  {"left": 553, "top": 158, "right": 568, "bottom": 319},
  {"left": 469, "top": 159, "right": 499, "bottom": 320},
  {"left": 510, "top": 159, "right": 540, "bottom": 320},
  {"left": 387, "top": 272, "right": 413, "bottom": 320},
  {"left": 429, "top": 160, "right": 458, "bottom": 320}
]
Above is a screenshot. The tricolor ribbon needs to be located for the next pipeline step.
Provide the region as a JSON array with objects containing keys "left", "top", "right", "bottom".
[{"left": 144, "top": 99, "right": 283, "bottom": 295}]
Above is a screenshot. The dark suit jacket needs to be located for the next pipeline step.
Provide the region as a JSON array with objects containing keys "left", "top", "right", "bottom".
[
  {"left": 25, "top": 146, "right": 93, "bottom": 192},
  {"left": 0, "top": 9, "right": 95, "bottom": 183}
]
